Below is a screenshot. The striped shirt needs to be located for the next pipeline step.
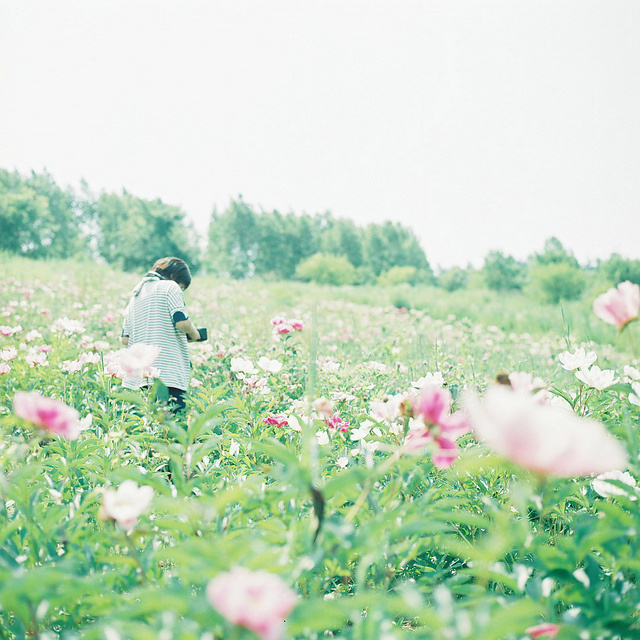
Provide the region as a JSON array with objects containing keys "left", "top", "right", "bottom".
[{"left": 121, "top": 278, "right": 191, "bottom": 391}]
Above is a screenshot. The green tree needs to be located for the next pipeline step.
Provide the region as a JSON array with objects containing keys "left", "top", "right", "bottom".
[
  {"left": 483, "top": 250, "right": 526, "bottom": 291},
  {"left": 598, "top": 253, "right": 640, "bottom": 286},
  {"left": 531, "top": 237, "right": 579, "bottom": 268},
  {"left": 95, "top": 191, "right": 200, "bottom": 272}
]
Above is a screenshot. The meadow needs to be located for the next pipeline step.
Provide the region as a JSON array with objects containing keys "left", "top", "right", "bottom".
[{"left": 0, "top": 256, "right": 639, "bottom": 640}]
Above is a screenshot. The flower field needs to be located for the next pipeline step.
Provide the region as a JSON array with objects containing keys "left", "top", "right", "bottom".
[{"left": 1, "top": 257, "right": 640, "bottom": 639}]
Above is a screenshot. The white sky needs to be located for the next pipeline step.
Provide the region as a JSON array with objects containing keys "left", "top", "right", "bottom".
[{"left": 1, "top": 0, "right": 639, "bottom": 269}]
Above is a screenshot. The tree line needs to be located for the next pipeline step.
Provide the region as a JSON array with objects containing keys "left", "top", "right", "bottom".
[{"left": 1, "top": 167, "right": 639, "bottom": 299}]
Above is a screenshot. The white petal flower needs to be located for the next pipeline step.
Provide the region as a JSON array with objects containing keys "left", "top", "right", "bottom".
[
  {"left": 102, "top": 481, "right": 153, "bottom": 531},
  {"left": 558, "top": 348, "right": 597, "bottom": 371},
  {"left": 575, "top": 365, "right": 618, "bottom": 390},
  {"left": 592, "top": 470, "right": 637, "bottom": 499}
]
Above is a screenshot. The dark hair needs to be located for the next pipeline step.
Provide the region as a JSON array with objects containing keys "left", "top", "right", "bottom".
[{"left": 151, "top": 257, "right": 192, "bottom": 290}]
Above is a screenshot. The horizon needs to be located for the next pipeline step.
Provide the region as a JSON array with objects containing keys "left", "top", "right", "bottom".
[{"left": 1, "top": 0, "right": 639, "bottom": 269}]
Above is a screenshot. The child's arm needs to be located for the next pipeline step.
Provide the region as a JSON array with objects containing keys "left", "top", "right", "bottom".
[{"left": 175, "top": 318, "right": 201, "bottom": 342}]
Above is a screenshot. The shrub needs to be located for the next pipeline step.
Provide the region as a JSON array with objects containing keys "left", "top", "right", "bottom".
[
  {"left": 438, "top": 267, "right": 468, "bottom": 292},
  {"left": 377, "top": 266, "right": 417, "bottom": 286},
  {"left": 529, "top": 262, "right": 586, "bottom": 303},
  {"left": 294, "top": 253, "right": 357, "bottom": 285}
]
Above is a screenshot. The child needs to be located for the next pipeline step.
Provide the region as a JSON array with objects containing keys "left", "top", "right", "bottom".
[{"left": 120, "top": 257, "right": 201, "bottom": 413}]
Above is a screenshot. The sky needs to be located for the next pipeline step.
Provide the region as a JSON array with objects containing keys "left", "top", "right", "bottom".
[{"left": 1, "top": 0, "right": 639, "bottom": 269}]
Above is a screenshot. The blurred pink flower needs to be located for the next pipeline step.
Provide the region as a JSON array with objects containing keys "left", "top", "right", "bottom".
[
  {"left": 102, "top": 480, "right": 154, "bottom": 531},
  {"left": 116, "top": 343, "right": 161, "bottom": 377},
  {"left": 464, "top": 386, "right": 627, "bottom": 477},
  {"left": 0, "top": 363, "right": 10, "bottom": 375},
  {"left": 525, "top": 623, "right": 560, "bottom": 638},
  {"left": 410, "top": 385, "right": 469, "bottom": 438},
  {"left": 0, "top": 347, "right": 17, "bottom": 361},
  {"left": 13, "top": 391, "right": 81, "bottom": 439},
  {"left": 25, "top": 352, "right": 48, "bottom": 367},
  {"left": 325, "top": 412, "right": 350, "bottom": 431},
  {"left": 593, "top": 281, "right": 640, "bottom": 329},
  {"left": 61, "top": 359, "right": 83, "bottom": 373},
  {"left": 263, "top": 414, "right": 289, "bottom": 428},
  {"left": 206, "top": 567, "right": 297, "bottom": 640}
]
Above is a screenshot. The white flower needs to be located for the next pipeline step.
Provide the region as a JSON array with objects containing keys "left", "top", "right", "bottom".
[
  {"left": 51, "top": 317, "right": 85, "bottom": 335},
  {"left": 230, "top": 357, "right": 257, "bottom": 377},
  {"left": 350, "top": 423, "right": 372, "bottom": 441},
  {"left": 61, "top": 359, "right": 82, "bottom": 373},
  {"left": 592, "top": 470, "right": 637, "bottom": 499},
  {"left": 0, "top": 347, "right": 17, "bottom": 362},
  {"left": 624, "top": 365, "right": 640, "bottom": 382},
  {"left": 316, "top": 430, "right": 329, "bottom": 446},
  {"left": 257, "top": 356, "right": 282, "bottom": 374},
  {"left": 558, "top": 348, "right": 597, "bottom": 371},
  {"left": 337, "top": 456, "right": 349, "bottom": 468},
  {"left": 312, "top": 397, "right": 334, "bottom": 418},
  {"left": 366, "top": 361, "right": 387, "bottom": 373},
  {"left": 229, "top": 440, "right": 240, "bottom": 456},
  {"left": 25, "top": 329, "right": 43, "bottom": 342},
  {"left": 370, "top": 393, "right": 406, "bottom": 423},
  {"left": 629, "top": 382, "right": 640, "bottom": 407},
  {"left": 575, "top": 365, "right": 618, "bottom": 390},
  {"left": 102, "top": 481, "right": 153, "bottom": 531},
  {"left": 411, "top": 372, "right": 444, "bottom": 389}
]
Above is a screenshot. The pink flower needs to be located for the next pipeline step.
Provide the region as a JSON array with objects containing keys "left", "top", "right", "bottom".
[
  {"left": 262, "top": 414, "right": 289, "bottom": 428},
  {"left": 102, "top": 480, "right": 154, "bottom": 531},
  {"left": 325, "top": 412, "right": 350, "bottom": 431},
  {"left": 410, "top": 385, "right": 470, "bottom": 438},
  {"left": 116, "top": 343, "right": 161, "bottom": 377},
  {"left": 525, "top": 623, "right": 560, "bottom": 638},
  {"left": 0, "top": 363, "right": 10, "bottom": 375},
  {"left": 593, "top": 281, "right": 640, "bottom": 329},
  {"left": 13, "top": 391, "right": 81, "bottom": 439},
  {"left": 289, "top": 319, "right": 304, "bottom": 331},
  {"left": 464, "top": 386, "right": 627, "bottom": 477},
  {"left": 25, "top": 352, "right": 48, "bottom": 367},
  {"left": 206, "top": 567, "right": 297, "bottom": 640},
  {"left": 403, "top": 385, "right": 470, "bottom": 468}
]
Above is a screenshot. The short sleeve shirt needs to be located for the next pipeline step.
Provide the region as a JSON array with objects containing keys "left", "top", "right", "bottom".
[{"left": 121, "top": 280, "right": 191, "bottom": 391}]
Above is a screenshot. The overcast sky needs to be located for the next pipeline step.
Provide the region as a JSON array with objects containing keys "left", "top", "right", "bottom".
[{"left": 1, "top": 0, "right": 638, "bottom": 269}]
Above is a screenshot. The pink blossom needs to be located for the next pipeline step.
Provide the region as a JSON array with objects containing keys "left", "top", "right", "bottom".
[
  {"left": 0, "top": 363, "right": 10, "bottom": 375},
  {"left": 206, "top": 567, "right": 297, "bottom": 640},
  {"left": 190, "top": 378, "right": 203, "bottom": 388},
  {"left": 410, "top": 385, "right": 470, "bottom": 438},
  {"left": 525, "top": 623, "right": 560, "bottom": 638},
  {"left": 78, "top": 352, "right": 100, "bottom": 365},
  {"left": 61, "top": 359, "right": 83, "bottom": 373},
  {"left": 0, "top": 347, "right": 17, "bottom": 361},
  {"left": 289, "top": 318, "right": 304, "bottom": 331},
  {"left": 0, "top": 325, "right": 21, "bottom": 337},
  {"left": 262, "top": 414, "right": 289, "bottom": 428},
  {"left": 464, "top": 386, "right": 627, "bottom": 477},
  {"left": 25, "top": 351, "right": 48, "bottom": 367},
  {"left": 116, "top": 343, "right": 161, "bottom": 377},
  {"left": 325, "top": 412, "right": 350, "bottom": 431},
  {"left": 593, "top": 281, "right": 640, "bottom": 329},
  {"left": 13, "top": 391, "right": 81, "bottom": 439}
]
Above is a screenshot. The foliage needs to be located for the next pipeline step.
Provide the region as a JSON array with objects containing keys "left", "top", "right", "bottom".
[
  {"left": 529, "top": 262, "right": 587, "bottom": 304},
  {"left": 294, "top": 252, "right": 357, "bottom": 285},
  {"left": 438, "top": 266, "right": 469, "bottom": 292},
  {"left": 206, "top": 198, "right": 433, "bottom": 282},
  {"left": 377, "top": 266, "right": 417, "bottom": 286},
  {"left": 92, "top": 190, "right": 201, "bottom": 273},
  {"left": 0, "top": 257, "right": 639, "bottom": 638},
  {"left": 483, "top": 250, "right": 527, "bottom": 291},
  {"left": 531, "top": 236, "right": 580, "bottom": 269},
  {"left": 597, "top": 253, "right": 640, "bottom": 286},
  {"left": 0, "top": 168, "right": 86, "bottom": 258}
]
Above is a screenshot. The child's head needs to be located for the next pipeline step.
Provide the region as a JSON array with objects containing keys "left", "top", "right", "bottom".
[{"left": 151, "top": 257, "right": 192, "bottom": 290}]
